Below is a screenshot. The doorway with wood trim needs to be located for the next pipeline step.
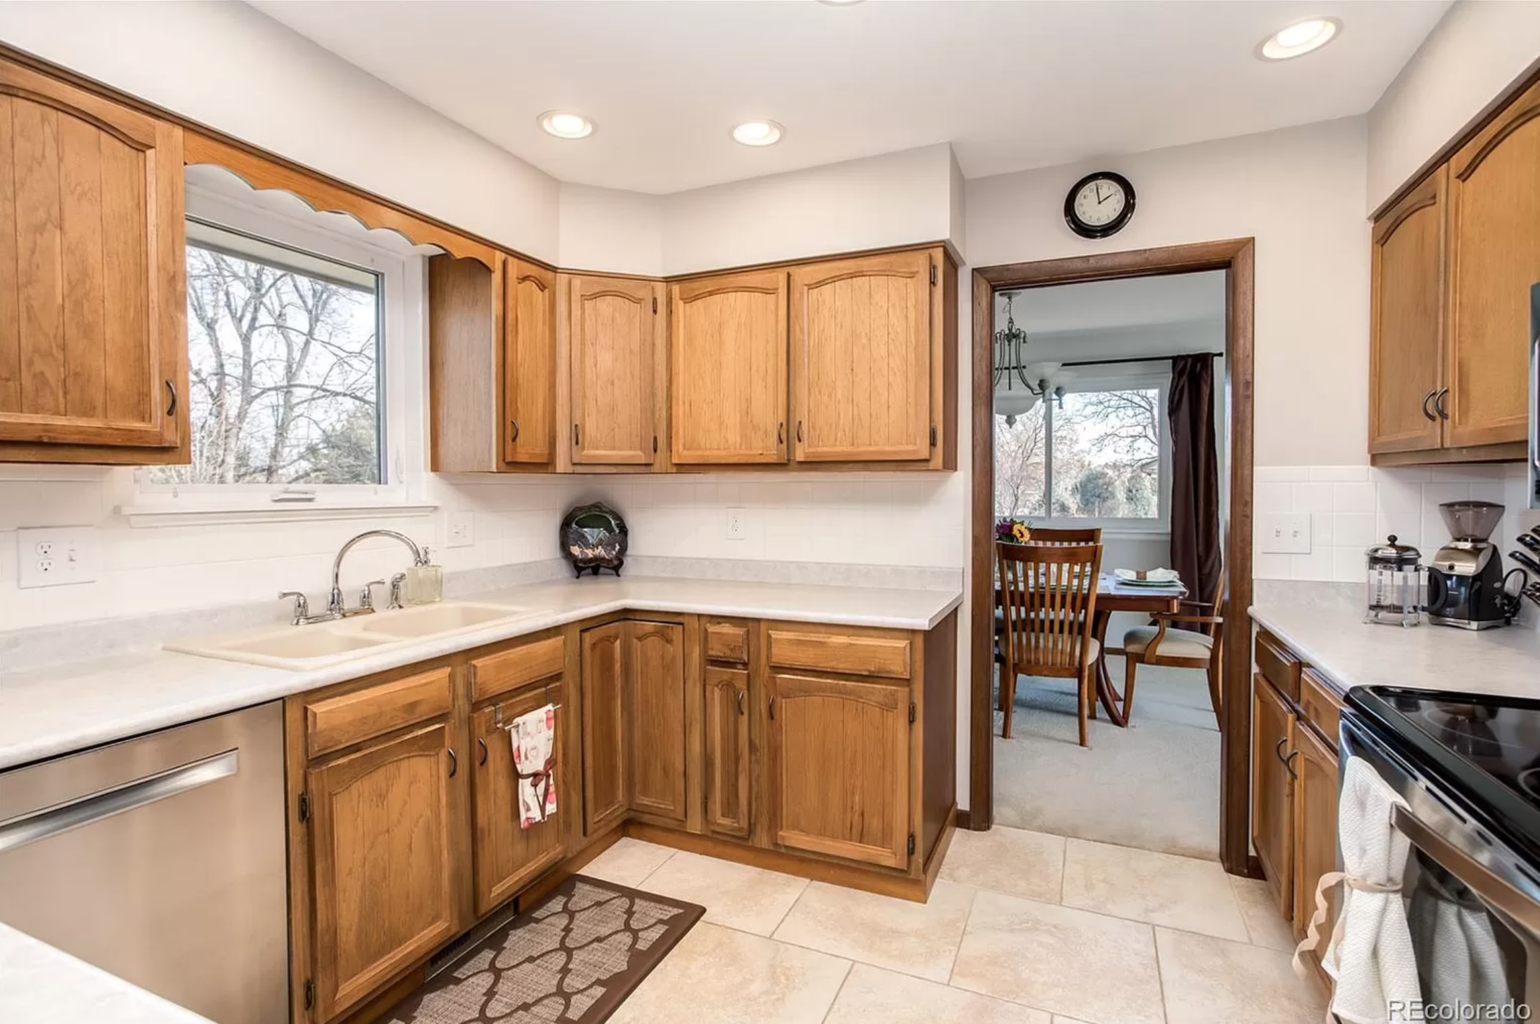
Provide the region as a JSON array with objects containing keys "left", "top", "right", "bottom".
[{"left": 967, "top": 239, "right": 1256, "bottom": 877}]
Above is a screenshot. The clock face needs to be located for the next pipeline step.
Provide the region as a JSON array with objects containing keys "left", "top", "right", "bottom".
[{"left": 1064, "top": 172, "right": 1135, "bottom": 238}]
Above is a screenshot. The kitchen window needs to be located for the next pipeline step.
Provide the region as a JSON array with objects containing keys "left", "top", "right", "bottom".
[{"left": 995, "top": 368, "right": 1172, "bottom": 532}]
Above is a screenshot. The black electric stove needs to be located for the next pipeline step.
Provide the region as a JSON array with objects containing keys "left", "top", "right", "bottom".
[{"left": 1348, "top": 685, "right": 1540, "bottom": 865}]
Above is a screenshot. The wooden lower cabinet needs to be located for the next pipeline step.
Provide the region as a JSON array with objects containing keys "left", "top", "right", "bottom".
[
  {"left": 1292, "top": 721, "right": 1339, "bottom": 957},
  {"left": 470, "top": 682, "right": 566, "bottom": 918},
  {"left": 305, "top": 721, "right": 460, "bottom": 1022},
  {"left": 580, "top": 623, "right": 628, "bottom": 836},
  {"left": 1251, "top": 674, "right": 1296, "bottom": 916},
  {"left": 766, "top": 671, "right": 911, "bottom": 869},
  {"left": 703, "top": 666, "right": 751, "bottom": 838},
  {"left": 626, "top": 621, "right": 686, "bottom": 822}
]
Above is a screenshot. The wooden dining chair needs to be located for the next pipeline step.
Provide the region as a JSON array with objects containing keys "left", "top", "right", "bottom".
[
  {"left": 996, "top": 541, "right": 1103, "bottom": 746},
  {"left": 993, "top": 527, "right": 1103, "bottom": 651},
  {"left": 1120, "top": 572, "right": 1226, "bottom": 725}
]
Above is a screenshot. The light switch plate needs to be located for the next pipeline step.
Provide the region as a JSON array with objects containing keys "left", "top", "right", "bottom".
[
  {"left": 725, "top": 508, "right": 747, "bottom": 541},
  {"left": 1259, "top": 513, "right": 1311, "bottom": 554},
  {"left": 17, "top": 527, "right": 97, "bottom": 588},
  {"left": 446, "top": 511, "right": 474, "bottom": 549}
]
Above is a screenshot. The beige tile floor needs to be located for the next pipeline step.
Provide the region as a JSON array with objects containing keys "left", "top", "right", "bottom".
[{"left": 585, "top": 831, "right": 1327, "bottom": 1024}]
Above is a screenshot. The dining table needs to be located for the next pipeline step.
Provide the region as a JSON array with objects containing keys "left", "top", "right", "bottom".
[{"left": 995, "top": 572, "right": 1187, "bottom": 729}]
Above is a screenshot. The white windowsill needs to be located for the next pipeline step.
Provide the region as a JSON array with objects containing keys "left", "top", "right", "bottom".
[{"left": 117, "top": 501, "right": 438, "bottom": 528}]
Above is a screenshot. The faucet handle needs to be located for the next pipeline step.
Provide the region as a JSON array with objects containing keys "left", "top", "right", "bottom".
[
  {"left": 389, "top": 572, "right": 408, "bottom": 610},
  {"left": 279, "top": 591, "right": 310, "bottom": 625},
  {"left": 360, "top": 580, "right": 386, "bottom": 611}
]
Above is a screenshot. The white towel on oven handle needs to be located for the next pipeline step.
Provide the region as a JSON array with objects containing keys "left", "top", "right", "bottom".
[
  {"left": 1295, "top": 755, "right": 1419, "bottom": 1024},
  {"left": 509, "top": 703, "right": 557, "bottom": 829}
]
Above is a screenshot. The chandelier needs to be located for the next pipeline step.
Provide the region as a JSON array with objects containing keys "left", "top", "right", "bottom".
[{"left": 993, "top": 294, "right": 1065, "bottom": 425}]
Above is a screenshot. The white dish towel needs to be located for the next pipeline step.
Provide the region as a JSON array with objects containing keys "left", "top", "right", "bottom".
[
  {"left": 509, "top": 704, "right": 557, "bottom": 829},
  {"left": 1295, "top": 755, "right": 1420, "bottom": 1024}
]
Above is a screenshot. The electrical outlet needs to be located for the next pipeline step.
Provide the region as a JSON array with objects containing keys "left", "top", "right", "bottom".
[
  {"left": 18, "top": 527, "right": 97, "bottom": 588},
  {"left": 1259, "top": 513, "right": 1312, "bottom": 555},
  {"left": 725, "top": 508, "right": 747, "bottom": 541},
  {"left": 446, "top": 511, "right": 474, "bottom": 549}
]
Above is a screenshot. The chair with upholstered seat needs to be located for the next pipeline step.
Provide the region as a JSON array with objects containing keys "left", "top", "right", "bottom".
[
  {"left": 997, "top": 541, "right": 1103, "bottom": 746},
  {"left": 1120, "top": 574, "right": 1225, "bottom": 724}
]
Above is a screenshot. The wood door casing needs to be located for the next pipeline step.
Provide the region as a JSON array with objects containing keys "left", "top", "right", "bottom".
[
  {"left": 470, "top": 683, "right": 566, "bottom": 918},
  {"left": 503, "top": 257, "right": 556, "bottom": 465},
  {"left": 580, "top": 623, "right": 627, "bottom": 836},
  {"left": 1445, "top": 77, "right": 1540, "bottom": 448},
  {"left": 306, "top": 722, "right": 457, "bottom": 1023},
  {"left": 791, "top": 251, "right": 933, "bottom": 462},
  {"left": 626, "top": 621, "right": 687, "bottom": 823},
  {"left": 568, "top": 274, "right": 661, "bottom": 465},
  {"left": 703, "top": 666, "right": 751, "bottom": 838},
  {"left": 1251, "top": 676, "right": 1296, "bottom": 918},
  {"left": 0, "top": 56, "right": 184, "bottom": 450},
  {"left": 767, "top": 671, "right": 910, "bottom": 868},
  {"left": 669, "top": 270, "right": 788, "bottom": 464},
  {"left": 1369, "top": 167, "right": 1447, "bottom": 455},
  {"left": 1292, "top": 721, "right": 1339, "bottom": 950}
]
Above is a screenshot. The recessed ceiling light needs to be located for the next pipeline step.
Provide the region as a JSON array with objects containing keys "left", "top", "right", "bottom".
[
  {"left": 1258, "top": 17, "right": 1341, "bottom": 60},
  {"left": 816, "top": 0, "right": 866, "bottom": 5},
  {"left": 538, "top": 111, "right": 594, "bottom": 139},
  {"left": 732, "top": 120, "right": 784, "bottom": 147}
]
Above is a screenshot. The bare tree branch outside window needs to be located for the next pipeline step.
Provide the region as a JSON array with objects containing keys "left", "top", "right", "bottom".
[{"left": 150, "top": 241, "right": 382, "bottom": 485}]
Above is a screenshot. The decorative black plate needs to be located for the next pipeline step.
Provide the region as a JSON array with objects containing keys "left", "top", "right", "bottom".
[{"left": 560, "top": 502, "right": 628, "bottom": 578}]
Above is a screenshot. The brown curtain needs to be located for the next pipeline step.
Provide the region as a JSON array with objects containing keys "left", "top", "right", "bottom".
[{"left": 1169, "top": 354, "right": 1222, "bottom": 606}]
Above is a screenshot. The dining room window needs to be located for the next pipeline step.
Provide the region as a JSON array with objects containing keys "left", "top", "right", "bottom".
[{"left": 995, "top": 368, "right": 1172, "bottom": 530}]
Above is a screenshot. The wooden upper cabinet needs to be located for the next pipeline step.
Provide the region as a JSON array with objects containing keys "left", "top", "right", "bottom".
[
  {"left": 0, "top": 56, "right": 186, "bottom": 457},
  {"left": 767, "top": 671, "right": 911, "bottom": 868},
  {"left": 503, "top": 257, "right": 556, "bottom": 465},
  {"left": 1251, "top": 676, "right": 1296, "bottom": 918},
  {"left": 1369, "top": 167, "right": 1447, "bottom": 456},
  {"left": 625, "top": 621, "right": 687, "bottom": 823},
  {"left": 579, "top": 623, "right": 628, "bottom": 836},
  {"left": 306, "top": 722, "right": 459, "bottom": 1022},
  {"left": 1445, "top": 77, "right": 1540, "bottom": 448},
  {"left": 567, "top": 274, "right": 664, "bottom": 465},
  {"left": 791, "top": 250, "right": 933, "bottom": 462},
  {"left": 669, "top": 270, "right": 788, "bottom": 464}
]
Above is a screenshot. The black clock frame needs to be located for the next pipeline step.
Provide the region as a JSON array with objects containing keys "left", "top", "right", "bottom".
[{"left": 1064, "top": 171, "right": 1136, "bottom": 239}]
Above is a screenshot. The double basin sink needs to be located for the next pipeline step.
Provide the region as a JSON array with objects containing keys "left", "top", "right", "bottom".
[{"left": 167, "top": 601, "right": 533, "bottom": 671}]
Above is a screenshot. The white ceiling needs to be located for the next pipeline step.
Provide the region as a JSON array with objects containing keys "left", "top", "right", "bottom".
[
  {"left": 1001, "top": 270, "right": 1227, "bottom": 335},
  {"left": 250, "top": 0, "right": 1449, "bottom": 196}
]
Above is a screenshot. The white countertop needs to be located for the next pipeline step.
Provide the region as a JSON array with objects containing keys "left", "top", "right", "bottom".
[
  {"left": 1250, "top": 596, "right": 1540, "bottom": 700},
  {"left": 0, "top": 575, "right": 961, "bottom": 772},
  {"left": 0, "top": 923, "right": 212, "bottom": 1024}
]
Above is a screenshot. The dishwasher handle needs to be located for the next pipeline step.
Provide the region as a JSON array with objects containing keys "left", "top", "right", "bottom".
[{"left": 0, "top": 749, "right": 239, "bottom": 854}]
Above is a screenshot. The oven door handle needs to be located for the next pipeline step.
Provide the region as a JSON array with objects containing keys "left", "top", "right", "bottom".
[{"left": 1392, "top": 803, "right": 1540, "bottom": 937}]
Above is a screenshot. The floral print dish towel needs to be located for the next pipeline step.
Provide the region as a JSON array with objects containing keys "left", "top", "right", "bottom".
[{"left": 510, "top": 703, "right": 558, "bottom": 828}]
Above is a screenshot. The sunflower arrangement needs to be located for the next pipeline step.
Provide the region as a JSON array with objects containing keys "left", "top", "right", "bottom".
[{"left": 995, "top": 517, "right": 1033, "bottom": 544}]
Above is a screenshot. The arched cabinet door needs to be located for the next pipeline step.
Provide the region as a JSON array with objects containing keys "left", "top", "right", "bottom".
[
  {"left": 503, "top": 258, "right": 556, "bottom": 465},
  {"left": 0, "top": 56, "right": 185, "bottom": 452},
  {"left": 790, "top": 250, "right": 933, "bottom": 463},
  {"left": 625, "top": 621, "right": 686, "bottom": 823},
  {"left": 1444, "top": 77, "right": 1540, "bottom": 448},
  {"left": 567, "top": 274, "right": 663, "bottom": 465}
]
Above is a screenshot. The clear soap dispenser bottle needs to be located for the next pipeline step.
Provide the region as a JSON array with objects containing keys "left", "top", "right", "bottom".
[{"left": 404, "top": 547, "right": 443, "bottom": 605}]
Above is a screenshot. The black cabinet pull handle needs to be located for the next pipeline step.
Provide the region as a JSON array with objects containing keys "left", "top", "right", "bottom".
[
  {"left": 1274, "top": 737, "right": 1288, "bottom": 764},
  {"left": 510, "top": 419, "right": 520, "bottom": 444},
  {"left": 795, "top": 421, "right": 803, "bottom": 443},
  {"left": 164, "top": 379, "right": 177, "bottom": 417},
  {"left": 573, "top": 424, "right": 580, "bottom": 448},
  {"left": 777, "top": 422, "right": 784, "bottom": 445},
  {"left": 1284, "top": 749, "right": 1300, "bottom": 780},
  {"left": 737, "top": 689, "right": 746, "bottom": 716},
  {"left": 768, "top": 695, "right": 776, "bottom": 720},
  {"left": 1420, "top": 390, "right": 1436, "bottom": 422},
  {"left": 477, "top": 737, "right": 488, "bottom": 766},
  {"left": 447, "top": 748, "right": 458, "bottom": 778},
  {"left": 1435, "top": 387, "right": 1449, "bottom": 420}
]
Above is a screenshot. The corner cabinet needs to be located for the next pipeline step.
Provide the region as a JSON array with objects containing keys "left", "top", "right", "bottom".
[
  {"left": 791, "top": 251, "right": 936, "bottom": 463},
  {"left": 1369, "top": 76, "right": 1540, "bottom": 464},
  {"left": 565, "top": 274, "right": 666, "bottom": 468},
  {"left": 0, "top": 56, "right": 188, "bottom": 464}
]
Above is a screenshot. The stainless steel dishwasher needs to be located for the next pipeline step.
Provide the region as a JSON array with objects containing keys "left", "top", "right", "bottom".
[{"left": 0, "top": 702, "right": 289, "bottom": 1024}]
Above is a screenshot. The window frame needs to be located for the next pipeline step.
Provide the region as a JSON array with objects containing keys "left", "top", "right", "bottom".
[
  {"left": 1003, "top": 365, "right": 1173, "bottom": 536},
  {"left": 130, "top": 182, "right": 432, "bottom": 522}
]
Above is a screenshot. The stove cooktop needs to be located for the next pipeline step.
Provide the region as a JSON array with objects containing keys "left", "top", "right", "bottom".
[{"left": 1348, "top": 686, "right": 1540, "bottom": 863}]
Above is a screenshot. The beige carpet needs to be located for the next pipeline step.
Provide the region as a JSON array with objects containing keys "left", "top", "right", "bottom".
[{"left": 993, "top": 655, "right": 1221, "bottom": 861}]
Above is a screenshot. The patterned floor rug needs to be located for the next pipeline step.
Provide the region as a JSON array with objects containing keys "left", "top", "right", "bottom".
[{"left": 381, "top": 874, "right": 705, "bottom": 1024}]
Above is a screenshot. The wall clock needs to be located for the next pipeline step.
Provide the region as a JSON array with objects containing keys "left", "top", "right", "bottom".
[{"left": 1064, "top": 171, "right": 1135, "bottom": 239}]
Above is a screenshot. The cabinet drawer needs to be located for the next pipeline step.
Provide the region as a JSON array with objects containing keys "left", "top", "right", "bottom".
[
  {"left": 1300, "top": 668, "right": 1344, "bottom": 750},
  {"left": 1254, "top": 631, "right": 1301, "bottom": 703},
  {"left": 705, "top": 623, "right": 750, "bottom": 664},
  {"left": 306, "top": 667, "right": 453, "bottom": 759},
  {"left": 767, "top": 629, "right": 912, "bottom": 679},
  {"left": 469, "top": 634, "right": 565, "bottom": 703}
]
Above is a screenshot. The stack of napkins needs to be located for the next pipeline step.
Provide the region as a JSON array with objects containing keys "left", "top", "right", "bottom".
[{"left": 1113, "top": 568, "right": 1183, "bottom": 588}]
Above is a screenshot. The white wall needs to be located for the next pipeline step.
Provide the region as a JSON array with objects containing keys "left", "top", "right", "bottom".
[
  {"left": 557, "top": 185, "right": 665, "bottom": 276},
  {"left": 0, "top": 0, "right": 562, "bottom": 262},
  {"left": 1367, "top": 0, "right": 1540, "bottom": 212}
]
